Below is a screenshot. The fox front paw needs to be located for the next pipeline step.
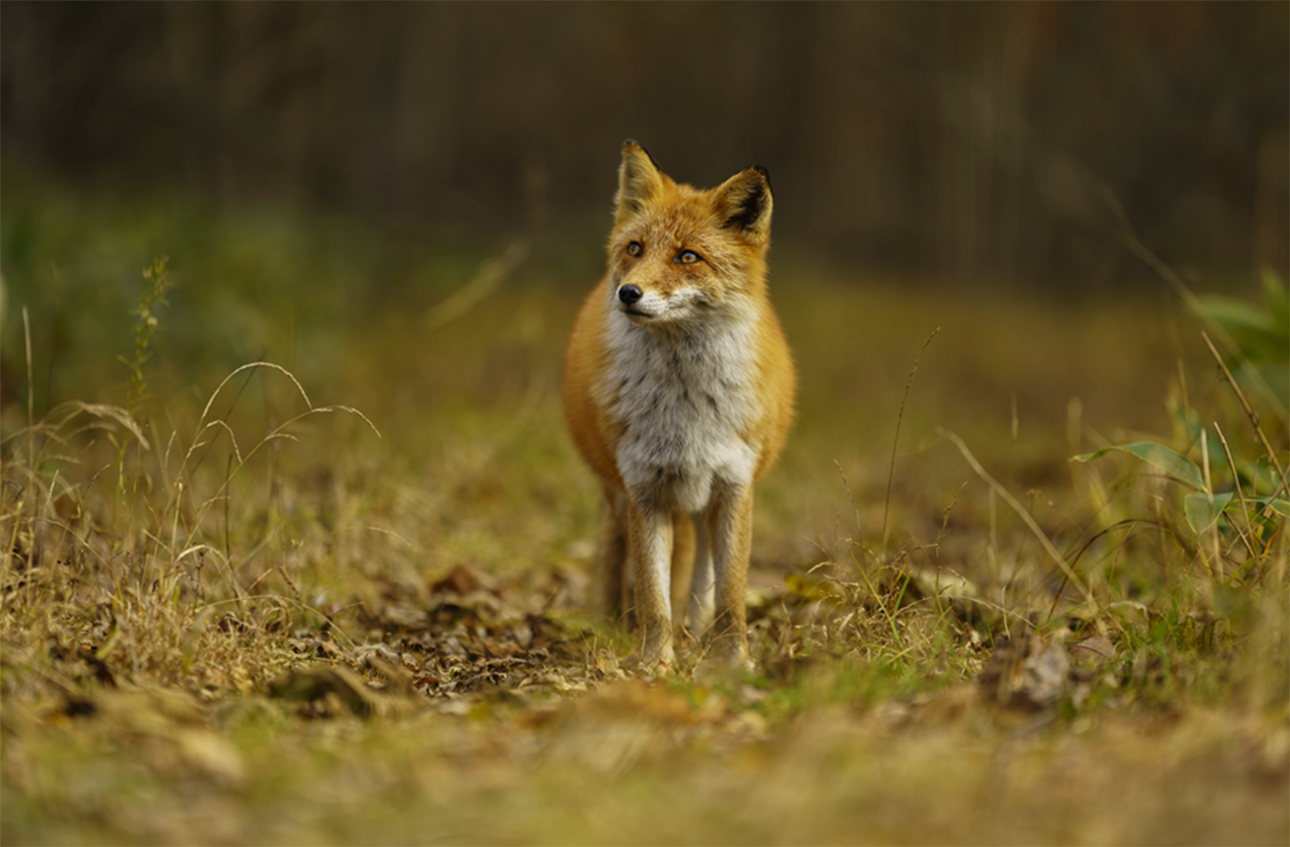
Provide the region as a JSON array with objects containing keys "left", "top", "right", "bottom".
[
  {"left": 695, "top": 632, "right": 753, "bottom": 678},
  {"left": 635, "top": 636, "right": 676, "bottom": 676}
]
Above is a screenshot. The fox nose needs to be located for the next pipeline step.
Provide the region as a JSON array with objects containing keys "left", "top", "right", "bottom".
[{"left": 618, "top": 284, "right": 643, "bottom": 305}]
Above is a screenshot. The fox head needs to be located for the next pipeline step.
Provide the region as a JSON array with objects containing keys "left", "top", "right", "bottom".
[{"left": 606, "top": 141, "right": 773, "bottom": 326}]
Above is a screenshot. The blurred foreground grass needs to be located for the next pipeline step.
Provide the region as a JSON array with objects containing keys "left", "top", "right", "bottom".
[{"left": 2, "top": 170, "right": 1287, "bottom": 845}]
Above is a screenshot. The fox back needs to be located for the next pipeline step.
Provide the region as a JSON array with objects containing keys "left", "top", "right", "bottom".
[{"left": 562, "top": 141, "right": 795, "bottom": 671}]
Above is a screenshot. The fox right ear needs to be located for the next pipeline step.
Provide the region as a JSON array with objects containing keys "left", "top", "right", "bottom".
[
  {"left": 713, "top": 165, "right": 773, "bottom": 246},
  {"left": 614, "top": 140, "right": 665, "bottom": 226}
]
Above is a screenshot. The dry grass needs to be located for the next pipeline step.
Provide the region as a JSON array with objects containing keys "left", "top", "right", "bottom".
[{"left": 1, "top": 183, "right": 1287, "bottom": 844}]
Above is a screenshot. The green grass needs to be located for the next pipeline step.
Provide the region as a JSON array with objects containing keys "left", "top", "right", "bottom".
[{"left": 1, "top": 172, "right": 1287, "bottom": 845}]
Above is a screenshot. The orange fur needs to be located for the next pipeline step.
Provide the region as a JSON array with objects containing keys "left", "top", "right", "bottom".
[{"left": 562, "top": 141, "right": 795, "bottom": 671}]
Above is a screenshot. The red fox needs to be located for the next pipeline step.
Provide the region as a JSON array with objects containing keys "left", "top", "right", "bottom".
[{"left": 562, "top": 141, "right": 796, "bottom": 671}]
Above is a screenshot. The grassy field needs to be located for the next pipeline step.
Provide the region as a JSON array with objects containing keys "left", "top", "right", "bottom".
[{"left": 2, "top": 172, "right": 1287, "bottom": 845}]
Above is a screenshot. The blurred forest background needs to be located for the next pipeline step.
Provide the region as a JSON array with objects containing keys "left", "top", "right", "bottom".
[
  {"left": 3, "top": 1, "right": 1287, "bottom": 290},
  {"left": 3, "top": 7, "right": 1290, "bottom": 845}
]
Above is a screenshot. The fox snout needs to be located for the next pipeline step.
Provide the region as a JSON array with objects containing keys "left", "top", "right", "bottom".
[
  {"left": 615, "top": 281, "right": 705, "bottom": 322},
  {"left": 616, "top": 281, "right": 661, "bottom": 319}
]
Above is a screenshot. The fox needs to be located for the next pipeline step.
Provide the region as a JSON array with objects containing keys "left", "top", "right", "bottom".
[{"left": 561, "top": 141, "right": 795, "bottom": 671}]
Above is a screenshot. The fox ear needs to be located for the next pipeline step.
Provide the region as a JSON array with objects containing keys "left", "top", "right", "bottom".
[
  {"left": 713, "top": 165, "right": 773, "bottom": 245},
  {"left": 614, "top": 140, "right": 666, "bottom": 226}
]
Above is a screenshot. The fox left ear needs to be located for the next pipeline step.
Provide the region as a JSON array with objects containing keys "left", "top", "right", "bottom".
[
  {"left": 714, "top": 165, "right": 773, "bottom": 245},
  {"left": 614, "top": 140, "right": 667, "bottom": 227}
]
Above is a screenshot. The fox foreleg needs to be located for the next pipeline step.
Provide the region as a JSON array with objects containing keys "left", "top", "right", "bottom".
[{"left": 708, "top": 484, "right": 754, "bottom": 667}]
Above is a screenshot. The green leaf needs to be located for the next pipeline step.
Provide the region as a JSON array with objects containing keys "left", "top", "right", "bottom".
[
  {"left": 1073, "top": 441, "right": 1206, "bottom": 491},
  {"left": 1261, "top": 267, "right": 1289, "bottom": 334},
  {"left": 1249, "top": 456, "right": 1288, "bottom": 495},
  {"left": 1252, "top": 496, "right": 1290, "bottom": 519},
  {"left": 1194, "top": 294, "right": 1274, "bottom": 336},
  {"left": 1184, "top": 492, "right": 1234, "bottom": 533},
  {"left": 1195, "top": 292, "right": 1287, "bottom": 363},
  {"left": 1185, "top": 492, "right": 1289, "bottom": 534}
]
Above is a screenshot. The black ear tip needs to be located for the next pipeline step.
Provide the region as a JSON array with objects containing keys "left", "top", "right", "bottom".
[
  {"left": 623, "top": 140, "right": 661, "bottom": 170},
  {"left": 751, "top": 164, "right": 772, "bottom": 190}
]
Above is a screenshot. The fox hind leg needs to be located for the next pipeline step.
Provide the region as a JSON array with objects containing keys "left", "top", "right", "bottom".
[
  {"left": 669, "top": 511, "right": 696, "bottom": 639},
  {"left": 600, "top": 489, "right": 629, "bottom": 624},
  {"left": 685, "top": 510, "right": 715, "bottom": 638}
]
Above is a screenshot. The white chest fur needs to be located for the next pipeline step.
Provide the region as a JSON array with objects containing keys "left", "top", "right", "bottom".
[{"left": 601, "top": 305, "right": 761, "bottom": 515}]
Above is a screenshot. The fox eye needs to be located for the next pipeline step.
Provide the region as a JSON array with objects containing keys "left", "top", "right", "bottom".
[
  {"left": 675, "top": 249, "right": 703, "bottom": 265},
  {"left": 626, "top": 241, "right": 643, "bottom": 257}
]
